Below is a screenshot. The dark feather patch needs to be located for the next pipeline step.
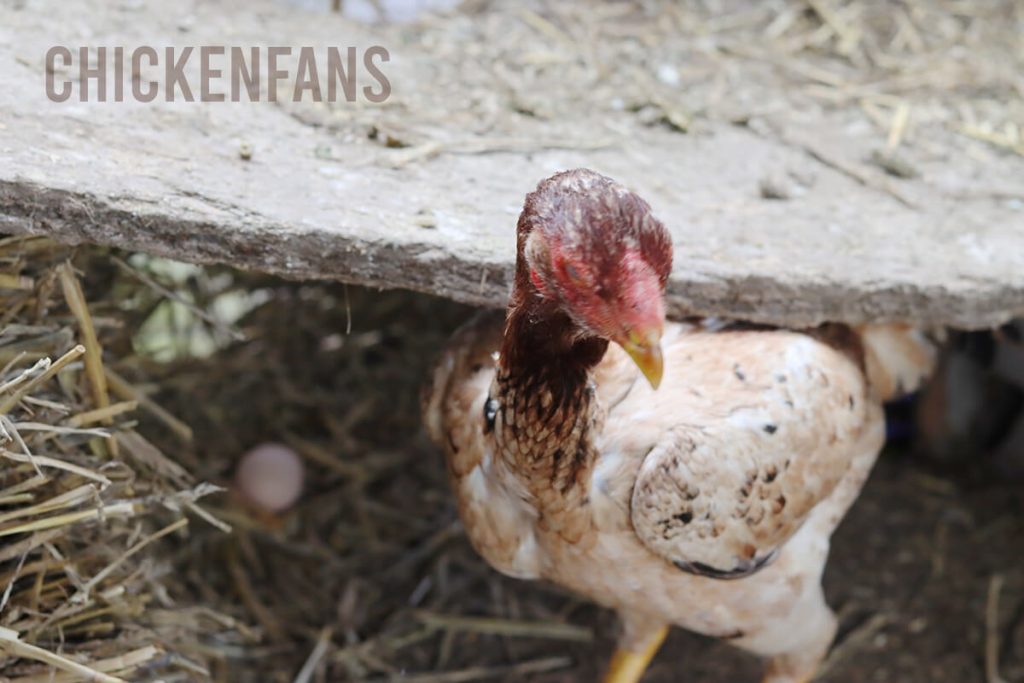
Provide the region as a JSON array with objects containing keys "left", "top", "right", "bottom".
[
  {"left": 483, "top": 397, "right": 499, "bottom": 433},
  {"left": 673, "top": 549, "right": 779, "bottom": 580}
]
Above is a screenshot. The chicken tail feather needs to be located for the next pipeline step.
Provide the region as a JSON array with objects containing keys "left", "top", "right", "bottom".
[{"left": 857, "top": 323, "right": 942, "bottom": 402}]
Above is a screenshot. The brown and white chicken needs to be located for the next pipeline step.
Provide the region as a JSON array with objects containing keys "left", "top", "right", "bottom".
[{"left": 422, "top": 169, "right": 937, "bottom": 683}]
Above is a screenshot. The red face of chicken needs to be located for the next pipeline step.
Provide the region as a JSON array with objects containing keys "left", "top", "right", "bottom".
[{"left": 524, "top": 190, "right": 673, "bottom": 388}]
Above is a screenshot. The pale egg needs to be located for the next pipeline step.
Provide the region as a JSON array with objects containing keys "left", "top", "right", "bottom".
[{"left": 235, "top": 443, "right": 305, "bottom": 512}]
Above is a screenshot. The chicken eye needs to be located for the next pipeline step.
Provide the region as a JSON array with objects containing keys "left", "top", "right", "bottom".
[{"left": 563, "top": 263, "right": 588, "bottom": 287}]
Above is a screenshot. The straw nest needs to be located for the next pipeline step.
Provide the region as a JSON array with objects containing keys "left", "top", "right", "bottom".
[{"left": 0, "top": 236, "right": 233, "bottom": 682}]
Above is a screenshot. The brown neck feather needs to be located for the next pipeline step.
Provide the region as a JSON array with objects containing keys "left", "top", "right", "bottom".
[
  {"left": 499, "top": 291, "right": 608, "bottom": 393},
  {"left": 491, "top": 220, "right": 608, "bottom": 503}
]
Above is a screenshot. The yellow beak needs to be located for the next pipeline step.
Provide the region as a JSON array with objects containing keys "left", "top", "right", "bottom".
[{"left": 620, "top": 329, "right": 664, "bottom": 390}]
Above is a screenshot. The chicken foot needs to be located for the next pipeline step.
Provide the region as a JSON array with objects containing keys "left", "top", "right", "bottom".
[{"left": 602, "top": 620, "right": 668, "bottom": 683}]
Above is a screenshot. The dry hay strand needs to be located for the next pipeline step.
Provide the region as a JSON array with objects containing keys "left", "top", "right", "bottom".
[{"left": 0, "top": 236, "right": 231, "bottom": 681}]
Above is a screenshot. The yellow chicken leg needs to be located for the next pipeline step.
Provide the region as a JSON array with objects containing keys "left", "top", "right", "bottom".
[
  {"left": 762, "top": 674, "right": 815, "bottom": 683},
  {"left": 762, "top": 675, "right": 814, "bottom": 683},
  {"left": 602, "top": 625, "right": 668, "bottom": 683}
]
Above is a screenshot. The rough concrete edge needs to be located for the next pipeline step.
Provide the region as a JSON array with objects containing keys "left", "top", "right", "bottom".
[
  {"left": 0, "top": 177, "right": 510, "bottom": 302},
  {"left": 1, "top": 178, "right": 1021, "bottom": 329}
]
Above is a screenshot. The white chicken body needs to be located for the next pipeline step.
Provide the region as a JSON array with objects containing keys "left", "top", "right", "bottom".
[
  {"left": 426, "top": 314, "right": 885, "bottom": 668},
  {"left": 422, "top": 169, "right": 937, "bottom": 683}
]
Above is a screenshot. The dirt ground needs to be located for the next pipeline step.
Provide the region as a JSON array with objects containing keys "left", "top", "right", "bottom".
[{"left": 130, "top": 274, "right": 1024, "bottom": 683}]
